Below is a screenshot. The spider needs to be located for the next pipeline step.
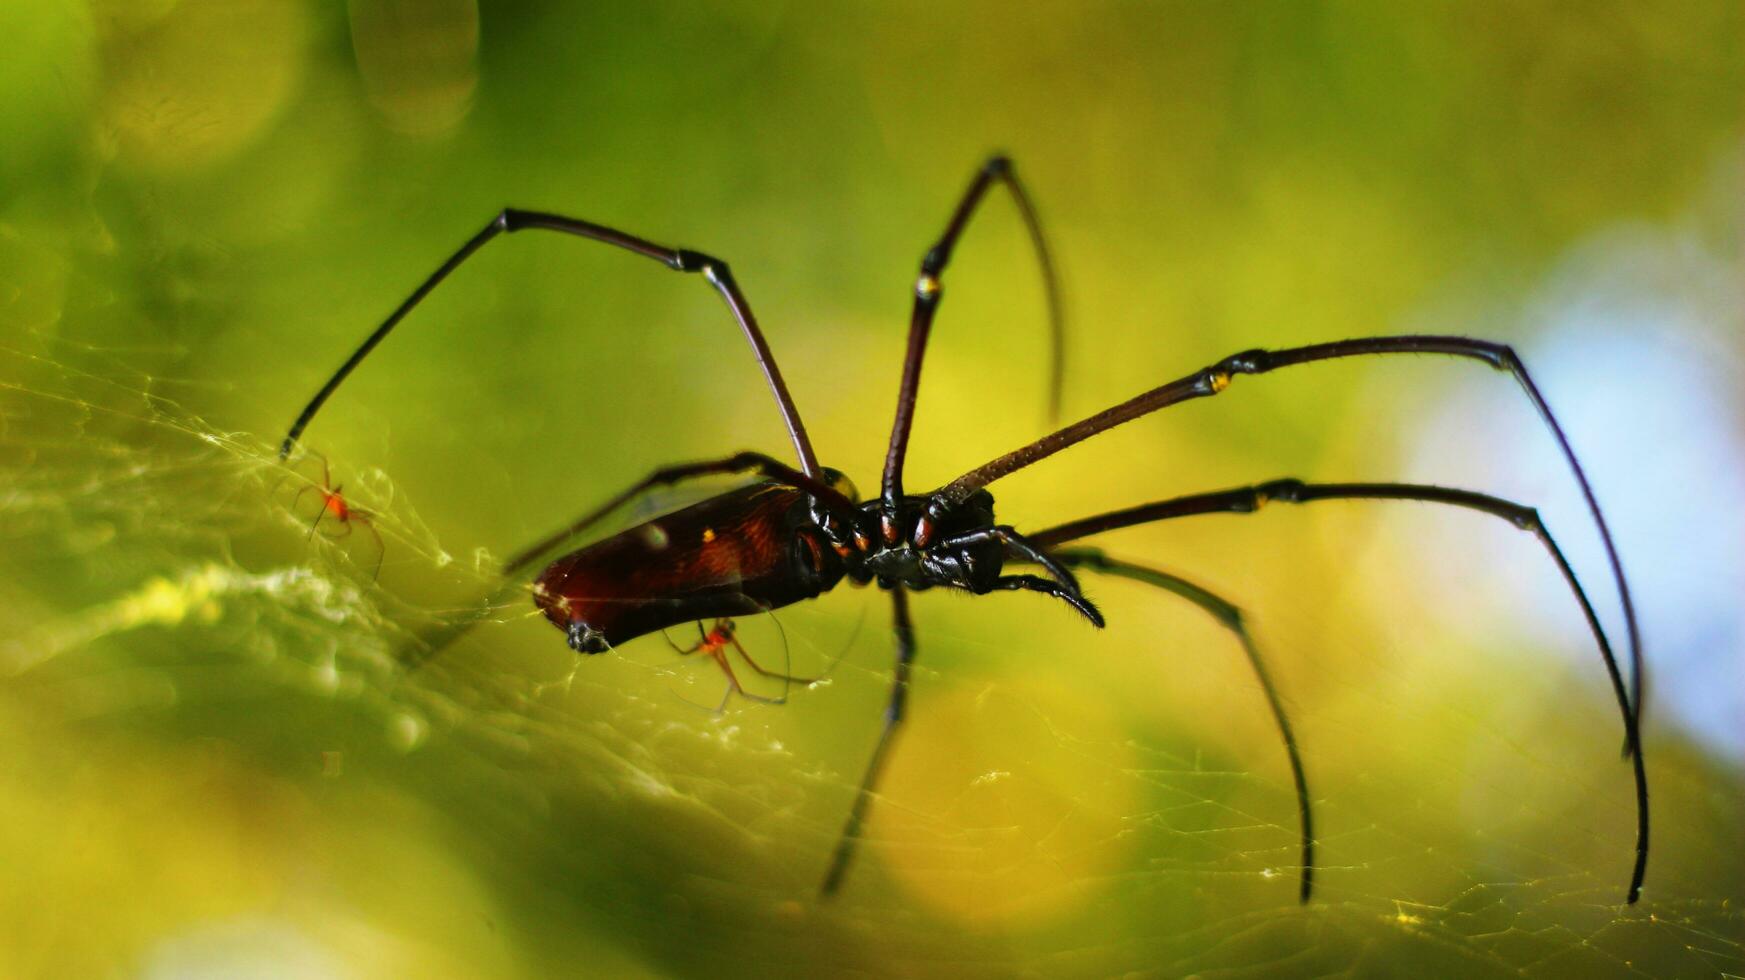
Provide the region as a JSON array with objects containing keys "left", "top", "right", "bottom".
[
  {"left": 663, "top": 617, "right": 819, "bottom": 713},
  {"left": 286, "top": 452, "right": 385, "bottom": 581},
  {"left": 278, "top": 155, "right": 1646, "bottom": 905}
]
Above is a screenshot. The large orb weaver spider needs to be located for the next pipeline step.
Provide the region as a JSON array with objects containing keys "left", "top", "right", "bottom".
[{"left": 279, "top": 155, "right": 1646, "bottom": 904}]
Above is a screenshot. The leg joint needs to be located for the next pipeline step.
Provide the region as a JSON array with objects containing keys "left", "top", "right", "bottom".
[
  {"left": 1216, "top": 348, "right": 1271, "bottom": 375},
  {"left": 1510, "top": 505, "right": 1542, "bottom": 531},
  {"left": 725, "top": 450, "right": 774, "bottom": 471},
  {"left": 915, "top": 272, "right": 943, "bottom": 302},
  {"left": 920, "top": 246, "right": 946, "bottom": 277},
  {"left": 1254, "top": 478, "right": 1307, "bottom": 506},
  {"left": 673, "top": 249, "right": 722, "bottom": 274}
]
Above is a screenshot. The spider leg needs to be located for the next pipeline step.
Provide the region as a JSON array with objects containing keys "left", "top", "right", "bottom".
[
  {"left": 668, "top": 677, "right": 734, "bottom": 716},
  {"left": 986, "top": 574, "right": 1104, "bottom": 626},
  {"left": 660, "top": 628, "right": 689, "bottom": 656},
  {"left": 663, "top": 620, "right": 713, "bottom": 656},
  {"left": 932, "top": 525, "right": 1103, "bottom": 625},
  {"left": 729, "top": 628, "right": 818, "bottom": 686},
  {"left": 279, "top": 211, "right": 823, "bottom": 479},
  {"left": 501, "top": 451, "right": 858, "bottom": 575},
  {"left": 289, "top": 481, "right": 319, "bottom": 518},
  {"left": 1030, "top": 478, "right": 1648, "bottom": 905},
  {"left": 710, "top": 648, "right": 786, "bottom": 706},
  {"left": 666, "top": 618, "right": 805, "bottom": 706},
  {"left": 306, "top": 498, "right": 328, "bottom": 540},
  {"left": 353, "top": 513, "right": 386, "bottom": 583},
  {"left": 821, "top": 587, "right": 916, "bottom": 897},
  {"left": 738, "top": 605, "right": 865, "bottom": 695},
  {"left": 1048, "top": 547, "right": 1315, "bottom": 903},
  {"left": 278, "top": 452, "right": 333, "bottom": 528},
  {"left": 939, "top": 336, "right": 1641, "bottom": 740},
  {"left": 941, "top": 525, "right": 1082, "bottom": 590},
  {"left": 880, "top": 155, "right": 1065, "bottom": 531}
]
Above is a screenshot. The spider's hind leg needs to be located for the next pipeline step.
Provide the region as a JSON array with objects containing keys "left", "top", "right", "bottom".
[
  {"left": 820, "top": 587, "right": 916, "bottom": 897},
  {"left": 1030, "top": 478, "right": 1647, "bottom": 905}
]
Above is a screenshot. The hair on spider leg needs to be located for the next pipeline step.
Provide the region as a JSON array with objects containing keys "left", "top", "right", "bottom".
[{"left": 280, "top": 154, "right": 1648, "bottom": 905}]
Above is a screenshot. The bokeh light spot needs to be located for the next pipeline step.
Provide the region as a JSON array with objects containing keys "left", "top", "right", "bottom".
[
  {"left": 874, "top": 679, "right": 1136, "bottom": 926},
  {"left": 98, "top": 0, "right": 309, "bottom": 173},
  {"left": 348, "top": 0, "right": 479, "bottom": 138}
]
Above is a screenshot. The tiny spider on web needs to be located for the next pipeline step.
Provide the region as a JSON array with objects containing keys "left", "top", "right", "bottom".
[
  {"left": 283, "top": 453, "right": 385, "bottom": 581},
  {"left": 663, "top": 616, "right": 821, "bottom": 713}
]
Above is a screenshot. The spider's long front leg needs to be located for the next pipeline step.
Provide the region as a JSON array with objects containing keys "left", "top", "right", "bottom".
[
  {"left": 280, "top": 210, "right": 823, "bottom": 479},
  {"left": 820, "top": 587, "right": 916, "bottom": 896},
  {"left": 1030, "top": 478, "right": 1648, "bottom": 905},
  {"left": 938, "top": 336, "right": 1642, "bottom": 738},
  {"left": 880, "top": 155, "right": 1064, "bottom": 535},
  {"left": 1046, "top": 548, "right": 1315, "bottom": 904}
]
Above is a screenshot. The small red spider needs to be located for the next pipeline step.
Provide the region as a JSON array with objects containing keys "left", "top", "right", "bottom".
[
  {"left": 289, "top": 454, "right": 385, "bottom": 581},
  {"left": 666, "top": 617, "right": 816, "bottom": 712}
]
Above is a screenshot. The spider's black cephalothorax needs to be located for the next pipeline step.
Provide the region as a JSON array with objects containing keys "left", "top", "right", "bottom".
[{"left": 835, "top": 488, "right": 1105, "bottom": 627}]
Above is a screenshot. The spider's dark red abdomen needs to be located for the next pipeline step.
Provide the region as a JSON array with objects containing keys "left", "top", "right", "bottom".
[{"left": 531, "top": 482, "right": 842, "bottom": 651}]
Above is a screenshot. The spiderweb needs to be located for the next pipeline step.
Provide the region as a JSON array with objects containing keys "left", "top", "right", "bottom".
[
  {"left": 3, "top": 314, "right": 1744, "bottom": 979},
  {"left": 7, "top": 0, "right": 1745, "bottom": 971}
]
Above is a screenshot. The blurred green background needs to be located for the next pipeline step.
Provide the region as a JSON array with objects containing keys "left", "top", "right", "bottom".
[{"left": 2, "top": 1, "right": 1743, "bottom": 977}]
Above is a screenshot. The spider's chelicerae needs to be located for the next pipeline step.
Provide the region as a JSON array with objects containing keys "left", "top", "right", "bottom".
[{"left": 280, "top": 155, "right": 1646, "bottom": 904}]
